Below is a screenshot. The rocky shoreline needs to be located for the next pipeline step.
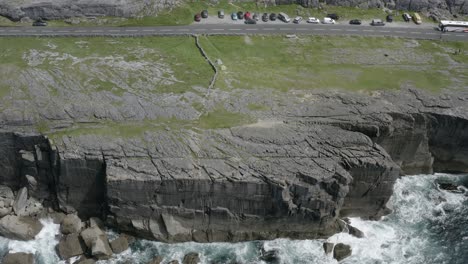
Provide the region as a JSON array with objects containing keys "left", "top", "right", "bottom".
[{"left": 1, "top": 88, "right": 467, "bottom": 258}]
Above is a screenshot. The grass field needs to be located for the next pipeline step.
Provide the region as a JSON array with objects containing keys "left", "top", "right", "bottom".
[{"left": 199, "top": 35, "right": 468, "bottom": 92}]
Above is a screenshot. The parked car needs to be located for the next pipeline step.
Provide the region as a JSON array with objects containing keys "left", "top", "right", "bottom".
[
  {"left": 371, "top": 19, "right": 385, "bottom": 26},
  {"left": 278, "top": 12, "right": 291, "bottom": 23},
  {"left": 253, "top": 13, "right": 259, "bottom": 21},
  {"left": 402, "top": 13, "right": 411, "bottom": 22},
  {"left": 327, "top": 13, "right": 339, "bottom": 20},
  {"left": 322, "top": 17, "right": 336, "bottom": 24},
  {"left": 262, "top": 13, "right": 269, "bottom": 22},
  {"left": 306, "top": 17, "right": 319, "bottom": 24},
  {"left": 237, "top": 11, "right": 244, "bottom": 20},
  {"left": 349, "top": 19, "right": 361, "bottom": 25},
  {"left": 231, "top": 12, "right": 238, "bottom": 21},
  {"left": 386, "top": 15, "right": 393, "bottom": 22},
  {"left": 201, "top": 10, "right": 208, "bottom": 19},
  {"left": 293, "top": 16, "right": 302, "bottom": 24},
  {"left": 412, "top": 12, "right": 422, "bottom": 24},
  {"left": 194, "top": 13, "right": 201, "bottom": 22},
  {"left": 218, "top": 10, "right": 224, "bottom": 19},
  {"left": 244, "top": 11, "right": 251, "bottom": 20},
  {"left": 32, "top": 20, "right": 47, "bottom": 26},
  {"left": 269, "top": 13, "right": 277, "bottom": 21},
  {"left": 244, "top": 19, "right": 257, "bottom": 24}
]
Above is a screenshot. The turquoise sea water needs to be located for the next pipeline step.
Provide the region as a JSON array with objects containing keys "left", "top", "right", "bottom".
[{"left": 1, "top": 173, "right": 467, "bottom": 264}]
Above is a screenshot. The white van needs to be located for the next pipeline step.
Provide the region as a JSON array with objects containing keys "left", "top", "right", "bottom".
[
  {"left": 322, "top": 17, "right": 336, "bottom": 24},
  {"left": 278, "top": 12, "right": 291, "bottom": 23}
]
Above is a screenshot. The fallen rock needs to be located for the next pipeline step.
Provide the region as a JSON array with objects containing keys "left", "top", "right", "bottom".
[
  {"left": 0, "top": 206, "right": 12, "bottom": 218},
  {"left": 72, "top": 256, "right": 96, "bottom": 264},
  {"left": 168, "top": 261, "right": 179, "bottom": 264},
  {"left": 0, "top": 215, "right": 43, "bottom": 240},
  {"left": 88, "top": 217, "right": 104, "bottom": 229},
  {"left": 0, "top": 186, "right": 14, "bottom": 199},
  {"left": 260, "top": 248, "right": 280, "bottom": 263},
  {"left": 182, "top": 252, "right": 200, "bottom": 264},
  {"left": 2, "top": 252, "right": 34, "bottom": 264},
  {"left": 57, "top": 233, "right": 86, "bottom": 260},
  {"left": 110, "top": 236, "right": 129, "bottom": 254},
  {"left": 148, "top": 256, "right": 163, "bottom": 264},
  {"left": 348, "top": 225, "right": 364, "bottom": 238},
  {"left": 323, "top": 242, "right": 334, "bottom": 254},
  {"left": 333, "top": 243, "right": 352, "bottom": 262},
  {"left": 60, "top": 214, "right": 83, "bottom": 234},
  {"left": 13, "top": 187, "right": 28, "bottom": 215},
  {"left": 80, "top": 226, "right": 112, "bottom": 259},
  {"left": 48, "top": 211, "right": 66, "bottom": 224}
]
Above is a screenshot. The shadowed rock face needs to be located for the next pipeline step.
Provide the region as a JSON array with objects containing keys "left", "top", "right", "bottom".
[{"left": 0, "top": 88, "right": 467, "bottom": 242}]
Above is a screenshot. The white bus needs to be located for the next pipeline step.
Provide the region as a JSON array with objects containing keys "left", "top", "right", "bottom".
[{"left": 439, "top": 20, "right": 468, "bottom": 32}]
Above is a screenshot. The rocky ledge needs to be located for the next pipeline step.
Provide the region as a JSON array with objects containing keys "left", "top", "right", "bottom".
[{"left": 0, "top": 88, "right": 467, "bottom": 244}]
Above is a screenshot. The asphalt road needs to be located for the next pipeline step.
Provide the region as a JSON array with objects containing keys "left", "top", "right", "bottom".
[{"left": 0, "top": 23, "right": 467, "bottom": 41}]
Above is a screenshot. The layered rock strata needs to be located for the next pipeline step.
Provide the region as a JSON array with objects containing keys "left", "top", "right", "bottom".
[{"left": 0, "top": 88, "right": 467, "bottom": 242}]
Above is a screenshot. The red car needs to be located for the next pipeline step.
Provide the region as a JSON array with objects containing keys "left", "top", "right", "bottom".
[
  {"left": 194, "top": 13, "right": 201, "bottom": 22},
  {"left": 244, "top": 12, "right": 251, "bottom": 20}
]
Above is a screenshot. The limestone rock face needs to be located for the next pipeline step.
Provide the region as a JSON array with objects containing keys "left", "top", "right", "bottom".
[
  {"left": 0, "top": 0, "right": 182, "bottom": 21},
  {"left": 0, "top": 88, "right": 467, "bottom": 242},
  {"left": 0, "top": 215, "right": 43, "bottom": 241}
]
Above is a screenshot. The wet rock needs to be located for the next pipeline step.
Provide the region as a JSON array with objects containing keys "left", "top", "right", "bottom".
[
  {"left": 168, "top": 261, "right": 179, "bottom": 264},
  {"left": 80, "top": 226, "right": 112, "bottom": 259},
  {"left": 348, "top": 225, "right": 364, "bottom": 238},
  {"left": 148, "top": 256, "right": 163, "bottom": 264},
  {"left": 110, "top": 236, "right": 129, "bottom": 254},
  {"left": 73, "top": 257, "right": 96, "bottom": 264},
  {"left": 333, "top": 243, "right": 352, "bottom": 262},
  {"left": 13, "top": 187, "right": 28, "bottom": 215},
  {"left": 57, "top": 233, "right": 86, "bottom": 259},
  {"left": 0, "top": 215, "right": 43, "bottom": 240},
  {"left": 2, "top": 252, "right": 34, "bottom": 264},
  {"left": 48, "top": 211, "right": 66, "bottom": 224},
  {"left": 323, "top": 242, "right": 334, "bottom": 254},
  {"left": 260, "top": 248, "right": 280, "bottom": 263},
  {"left": 182, "top": 252, "right": 200, "bottom": 264},
  {"left": 60, "top": 214, "right": 83, "bottom": 234}
]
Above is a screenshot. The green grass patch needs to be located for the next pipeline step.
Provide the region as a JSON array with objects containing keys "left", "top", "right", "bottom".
[
  {"left": 197, "top": 107, "right": 254, "bottom": 129},
  {"left": 199, "top": 35, "right": 467, "bottom": 92}
]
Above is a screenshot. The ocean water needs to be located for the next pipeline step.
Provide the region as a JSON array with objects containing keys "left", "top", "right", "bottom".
[{"left": 1, "top": 173, "right": 467, "bottom": 264}]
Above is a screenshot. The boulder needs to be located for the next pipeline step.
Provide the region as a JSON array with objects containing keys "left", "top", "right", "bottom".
[
  {"left": 0, "top": 215, "right": 43, "bottom": 240},
  {"left": 57, "top": 233, "right": 86, "bottom": 260},
  {"left": 148, "top": 256, "right": 163, "bottom": 264},
  {"left": 323, "top": 242, "right": 334, "bottom": 254},
  {"left": 60, "top": 214, "right": 83, "bottom": 234},
  {"left": 168, "top": 261, "right": 179, "bottom": 264},
  {"left": 80, "top": 226, "right": 112, "bottom": 259},
  {"left": 182, "top": 252, "right": 200, "bottom": 264},
  {"left": 333, "top": 243, "right": 352, "bottom": 262},
  {"left": 260, "top": 248, "right": 280, "bottom": 263},
  {"left": 2, "top": 252, "right": 34, "bottom": 264},
  {"left": 0, "top": 186, "right": 14, "bottom": 199},
  {"left": 13, "top": 187, "right": 28, "bottom": 215},
  {"left": 88, "top": 217, "right": 104, "bottom": 229},
  {"left": 110, "top": 236, "right": 129, "bottom": 254},
  {"left": 348, "top": 225, "right": 364, "bottom": 238},
  {"left": 48, "top": 211, "right": 66, "bottom": 224}
]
